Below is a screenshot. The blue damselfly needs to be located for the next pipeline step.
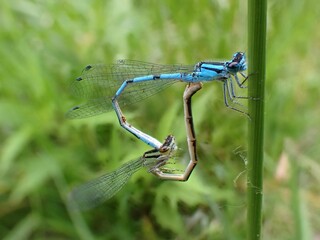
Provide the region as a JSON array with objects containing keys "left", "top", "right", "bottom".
[{"left": 67, "top": 52, "right": 248, "bottom": 149}]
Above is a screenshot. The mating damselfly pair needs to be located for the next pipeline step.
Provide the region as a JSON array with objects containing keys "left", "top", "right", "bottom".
[{"left": 67, "top": 52, "right": 248, "bottom": 210}]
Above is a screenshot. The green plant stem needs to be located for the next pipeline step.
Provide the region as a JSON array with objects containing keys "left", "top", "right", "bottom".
[{"left": 247, "top": 0, "right": 267, "bottom": 239}]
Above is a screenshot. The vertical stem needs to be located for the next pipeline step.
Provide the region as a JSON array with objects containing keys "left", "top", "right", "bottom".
[
  {"left": 291, "top": 157, "right": 302, "bottom": 240},
  {"left": 247, "top": 0, "right": 267, "bottom": 239}
]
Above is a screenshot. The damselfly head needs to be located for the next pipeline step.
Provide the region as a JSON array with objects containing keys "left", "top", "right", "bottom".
[
  {"left": 225, "top": 52, "right": 247, "bottom": 73},
  {"left": 160, "top": 135, "right": 177, "bottom": 155}
]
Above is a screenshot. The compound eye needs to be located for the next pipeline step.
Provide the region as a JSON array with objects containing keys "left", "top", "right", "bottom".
[{"left": 233, "top": 52, "right": 244, "bottom": 63}]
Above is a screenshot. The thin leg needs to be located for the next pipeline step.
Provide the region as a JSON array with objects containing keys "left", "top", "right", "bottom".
[
  {"left": 234, "top": 72, "right": 248, "bottom": 88},
  {"left": 149, "top": 83, "right": 202, "bottom": 181},
  {"left": 144, "top": 135, "right": 177, "bottom": 173},
  {"left": 223, "top": 81, "right": 249, "bottom": 116},
  {"left": 227, "top": 78, "right": 250, "bottom": 100}
]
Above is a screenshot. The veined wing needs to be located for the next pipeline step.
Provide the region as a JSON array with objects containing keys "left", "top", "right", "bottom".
[
  {"left": 68, "top": 144, "right": 173, "bottom": 210},
  {"left": 69, "top": 156, "right": 144, "bottom": 210},
  {"left": 67, "top": 60, "right": 194, "bottom": 119}
]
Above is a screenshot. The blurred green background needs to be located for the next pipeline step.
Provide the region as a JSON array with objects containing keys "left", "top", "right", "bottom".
[{"left": 1, "top": 0, "right": 319, "bottom": 239}]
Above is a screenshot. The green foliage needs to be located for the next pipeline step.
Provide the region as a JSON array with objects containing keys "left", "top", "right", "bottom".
[{"left": 0, "top": 0, "right": 320, "bottom": 239}]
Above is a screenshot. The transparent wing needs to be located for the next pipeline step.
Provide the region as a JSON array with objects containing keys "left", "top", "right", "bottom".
[
  {"left": 68, "top": 148, "right": 172, "bottom": 211},
  {"left": 69, "top": 157, "right": 144, "bottom": 210},
  {"left": 66, "top": 60, "right": 194, "bottom": 118}
]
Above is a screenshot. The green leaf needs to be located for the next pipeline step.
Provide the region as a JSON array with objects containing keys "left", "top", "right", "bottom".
[
  {"left": 1, "top": 126, "right": 32, "bottom": 177},
  {"left": 9, "top": 156, "right": 58, "bottom": 203},
  {"left": 3, "top": 213, "right": 40, "bottom": 240}
]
